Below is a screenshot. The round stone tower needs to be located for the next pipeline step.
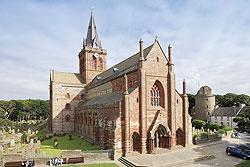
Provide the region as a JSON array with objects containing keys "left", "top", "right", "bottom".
[{"left": 193, "top": 86, "right": 215, "bottom": 122}]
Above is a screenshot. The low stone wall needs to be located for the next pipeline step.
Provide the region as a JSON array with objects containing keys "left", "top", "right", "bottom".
[
  {"left": 1, "top": 150, "right": 113, "bottom": 166},
  {"left": 82, "top": 150, "right": 113, "bottom": 163},
  {"left": 193, "top": 135, "right": 222, "bottom": 145}
]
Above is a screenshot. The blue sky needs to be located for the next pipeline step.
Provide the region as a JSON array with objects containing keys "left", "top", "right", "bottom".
[{"left": 0, "top": 0, "right": 250, "bottom": 100}]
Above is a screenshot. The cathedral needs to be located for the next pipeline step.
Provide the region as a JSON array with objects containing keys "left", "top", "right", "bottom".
[{"left": 49, "top": 13, "right": 192, "bottom": 157}]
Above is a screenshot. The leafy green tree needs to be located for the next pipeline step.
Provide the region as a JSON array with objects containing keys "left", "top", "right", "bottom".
[
  {"left": 233, "top": 107, "right": 250, "bottom": 132},
  {"left": 192, "top": 119, "right": 206, "bottom": 129},
  {"left": 187, "top": 94, "right": 195, "bottom": 114},
  {"left": 208, "top": 123, "right": 220, "bottom": 131}
]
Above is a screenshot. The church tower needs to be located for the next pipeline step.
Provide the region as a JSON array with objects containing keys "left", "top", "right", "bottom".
[{"left": 79, "top": 12, "right": 107, "bottom": 84}]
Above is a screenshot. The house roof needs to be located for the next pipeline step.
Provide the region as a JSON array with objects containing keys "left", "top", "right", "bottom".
[
  {"left": 87, "top": 43, "right": 155, "bottom": 89},
  {"left": 50, "top": 70, "right": 84, "bottom": 85},
  {"left": 211, "top": 106, "right": 243, "bottom": 117}
]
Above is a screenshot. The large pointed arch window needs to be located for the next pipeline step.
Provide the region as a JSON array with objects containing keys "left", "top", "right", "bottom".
[
  {"left": 92, "top": 56, "right": 97, "bottom": 70},
  {"left": 150, "top": 80, "right": 165, "bottom": 107},
  {"left": 99, "top": 57, "right": 103, "bottom": 70}
]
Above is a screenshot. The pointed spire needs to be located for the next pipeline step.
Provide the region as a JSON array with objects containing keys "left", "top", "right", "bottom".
[{"left": 85, "top": 10, "right": 102, "bottom": 49}]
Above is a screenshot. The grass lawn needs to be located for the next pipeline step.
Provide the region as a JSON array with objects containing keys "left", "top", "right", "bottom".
[
  {"left": 40, "top": 135, "right": 98, "bottom": 156},
  {"left": 235, "top": 160, "right": 250, "bottom": 167},
  {"left": 66, "top": 163, "right": 118, "bottom": 167}
]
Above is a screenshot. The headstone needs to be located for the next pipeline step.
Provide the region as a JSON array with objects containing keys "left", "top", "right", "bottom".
[
  {"left": 0, "top": 145, "right": 3, "bottom": 154},
  {"left": 17, "top": 129, "right": 20, "bottom": 133},
  {"left": 35, "top": 130, "right": 39, "bottom": 134},
  {"left": 10, "top": 139, "right": 15, "bottom": 147},
  {"left": 0, "top": 131, "right": 3, "bottom": 141},
  {"left": 30, "top": 139, "right": 34, "bottom": 144},
  {"left": 8, "top": 128, "right": 12, "bottom": 134},
  {"left": 37, "top": 140, "right": 41, "bottom": 147},
  {"left": 27, "top": 129, "right": 31, "bottom": 135}
]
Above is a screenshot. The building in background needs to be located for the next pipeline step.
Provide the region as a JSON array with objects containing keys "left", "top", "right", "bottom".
[
  {"left": 192, "top": 86, "right": 248, "bottom": 128},
  {"left": 210, "top": 104, "right": 246, "bottom": 128},
  {"left": 192, "top": 86, "right": 216, "bottom": 122}
]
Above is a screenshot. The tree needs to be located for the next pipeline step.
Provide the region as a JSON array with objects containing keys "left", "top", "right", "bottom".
[
  {"left": 0, "top": 100, "right": 16, "bottom": 119},
  {"left": 192, "top": 119, "right": 206, "bottom": 129},
  {"left": 187, "top": 94, "right": 195, "bottom": 114},
  {"left": 233, "top": 107, "right": 250, "bottom": 132}
]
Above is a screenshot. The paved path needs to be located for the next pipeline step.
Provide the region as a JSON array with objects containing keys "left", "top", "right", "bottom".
[{"left": 125, "top": 135, "right": 250, "bottom": 167}]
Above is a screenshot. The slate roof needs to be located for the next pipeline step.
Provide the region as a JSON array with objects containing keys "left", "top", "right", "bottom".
[
  {"left": 78, "top": 88, "right": 136, "bottom": 108},
  {"left": 211, "top": 106, "right": 243, "bottom": 117},
  {"left": 51, "top": 70, "right": 84, "bottom": 85},
  {"left": 87, "top": 43, "right": 154, "bottom": 89}
]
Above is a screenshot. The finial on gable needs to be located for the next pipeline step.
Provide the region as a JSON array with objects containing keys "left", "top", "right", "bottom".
[{"left": 155, "top": 36, "right": 158, "bottom": 42}]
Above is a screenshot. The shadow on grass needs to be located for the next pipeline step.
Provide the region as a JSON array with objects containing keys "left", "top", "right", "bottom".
[{"left": 40, "top": 135, "right": 99, "bottom": 156}]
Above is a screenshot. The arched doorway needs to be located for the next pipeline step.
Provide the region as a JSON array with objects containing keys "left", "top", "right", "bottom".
[
  {"left": 154, "top": 125, "right": 170, "bottom": 148},
  {"left": 176, "top": 128, "right": 184, "bottom": 146},
  {"left": 132, "top": 132, "right": 141, "bottom": 152}
]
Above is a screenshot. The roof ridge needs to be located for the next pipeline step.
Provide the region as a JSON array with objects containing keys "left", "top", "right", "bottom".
[
  {"left": 101, "top": 43, "right": 154, "bottom": 75},
  {"left": 88, "top": 43, "right": 155, "bottom": 88}
]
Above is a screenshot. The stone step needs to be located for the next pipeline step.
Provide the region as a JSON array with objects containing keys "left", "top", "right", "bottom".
[{"left": 118, "top": 157, "right": 136, "bottom": 167}]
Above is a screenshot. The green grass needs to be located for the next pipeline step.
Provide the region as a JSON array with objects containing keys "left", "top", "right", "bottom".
[
  {"left": 235, "top": 160, "right": 250, "bottom": 167},
  {"left": 40, "top": 135, "right": 98, "bottom": 156},
  {"left": 66, "top": 163, "right": 118, "bottom": 167}
]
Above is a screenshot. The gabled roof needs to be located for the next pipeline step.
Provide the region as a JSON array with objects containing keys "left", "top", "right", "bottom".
[
  {"left": 211, "top": 106, "right": 242, "bottom": 117},
  {"left": 50, "top": 70, "right": 84, "bottom": 85},
  {"left": 87, "top": 43, "right": 154, "bottom": 89}
]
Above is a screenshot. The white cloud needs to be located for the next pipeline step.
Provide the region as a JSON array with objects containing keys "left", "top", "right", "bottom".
[{"left": 0, "top": 0, "right": 250, "bottom": 100}]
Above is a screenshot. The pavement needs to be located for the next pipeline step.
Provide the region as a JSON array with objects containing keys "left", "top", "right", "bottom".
[{"left": 124, "top": 133, "right": 250, "bottom": 167}]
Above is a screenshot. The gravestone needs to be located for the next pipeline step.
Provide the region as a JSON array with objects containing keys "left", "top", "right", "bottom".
[
  {"left": 10, "top": 139, "right": 15, "bottom": 147},
  {"left": 37, "top": 140, "right": 41, "bottom": 147},
  {"left": 27, "top": 129, "right": 31, "bottom": 135},
  {"left": 30, "top": 139, "right": 34, "bottom": 144},
  {"left": 0, "top": 130, "right": 3, "bottom": 141},
  {"left": 8, "top": 127, "right": 12, "bottom": 134},
  {"left": 0, "top": 145, "right": 3, "bottom": 154}
]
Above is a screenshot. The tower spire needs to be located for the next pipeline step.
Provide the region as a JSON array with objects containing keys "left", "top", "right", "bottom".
[{"left": 85, "top": 11, "right": 102, "bottom": 48}]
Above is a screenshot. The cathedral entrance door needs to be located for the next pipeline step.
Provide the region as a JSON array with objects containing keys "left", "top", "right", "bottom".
[
  {"left": 153, "top": 125, "right": 170, "bottom": 149},
  {"left": 176, "top": 128, "right": 184, "bottom": 146},
  {"left": 132, "top": 132, "right": 141, "bottom": 153}
]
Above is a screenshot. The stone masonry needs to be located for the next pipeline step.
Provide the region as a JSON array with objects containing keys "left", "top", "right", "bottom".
[{"left": 49, "top": 12, "right": 192, "bottom": 157}]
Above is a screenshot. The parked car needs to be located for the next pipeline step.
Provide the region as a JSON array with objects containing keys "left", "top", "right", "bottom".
[
  {"left": 226, "top": 146, "right": 250, "bottom": 159},
  {"left": 237, "top": 144, "right": 250, "bottom": 150}
]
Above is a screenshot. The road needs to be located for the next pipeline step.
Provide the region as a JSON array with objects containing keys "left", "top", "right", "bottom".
[{"left": 125, "top": 134, "right": 250, "bottom": 167}]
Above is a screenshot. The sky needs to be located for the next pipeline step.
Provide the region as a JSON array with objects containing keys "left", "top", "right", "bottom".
[{"left": 0, "top": 0, "right": 250, "bottom": 100}]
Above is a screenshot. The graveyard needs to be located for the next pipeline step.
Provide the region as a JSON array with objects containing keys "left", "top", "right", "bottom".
[{"left": 0, "top": 125, "right": 103, "bottom": 166}]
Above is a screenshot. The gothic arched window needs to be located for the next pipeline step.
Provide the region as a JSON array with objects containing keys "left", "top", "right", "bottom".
[
  {"left": 65, "top": 115, "right": 71, "bottom": 122},
  {"left": 99, "top": 58, "right": 103, "bottom": 70},
  {"left": 150, "top": 80, "right": 165, "bottom": 107},
  {"left": 92, "top": 56, "right": 97, "bottom": 70}
]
